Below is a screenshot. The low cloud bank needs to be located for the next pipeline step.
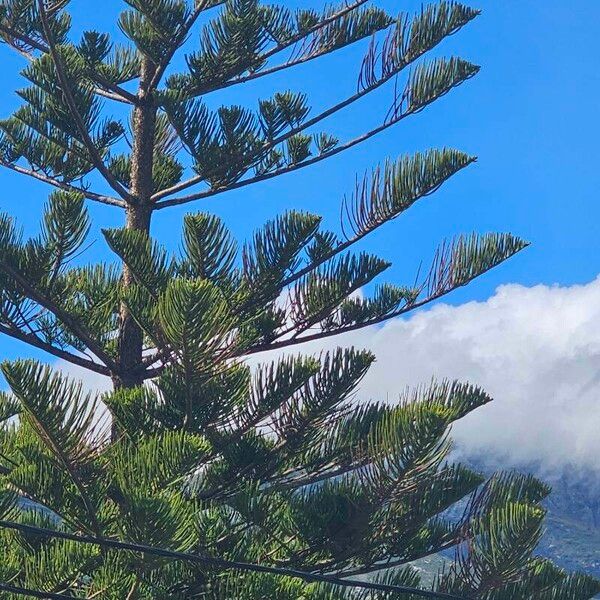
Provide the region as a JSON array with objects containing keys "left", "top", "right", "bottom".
[{"left": 327, "top": 277, "right": 600, "bottom": 472}]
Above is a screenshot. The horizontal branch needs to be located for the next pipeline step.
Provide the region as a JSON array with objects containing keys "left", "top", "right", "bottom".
[
  {"left": 0, "top": 519, "right": 468, "bottom": 600},
  {"left": 240, "top": 245, "right": 521, "bottom": 358},
  {"left": 0, "top": 160, "right": 126, "bottom": 207},
  {"left": 154, "top": 99, "right": 425, "bottom": 209},
  {"left": 0, "top": 322, "right": 112, "bottom": 376}
]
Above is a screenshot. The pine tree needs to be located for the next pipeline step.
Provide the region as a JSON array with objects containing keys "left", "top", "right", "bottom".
[{"left": 0, "top": 1, "right": 597, "bottom": 598}]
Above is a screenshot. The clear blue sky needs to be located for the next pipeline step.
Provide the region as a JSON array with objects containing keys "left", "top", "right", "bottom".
[{"left": 1, "top": 0, "right": 599, "bottom": 363}]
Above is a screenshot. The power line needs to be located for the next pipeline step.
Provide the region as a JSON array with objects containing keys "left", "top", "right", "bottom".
[
  {"left": 0, "top": 582, "right": 74, "bottom": 599},
  {"left": 0, "top": 519, "right": 466, "bottom": 600}
]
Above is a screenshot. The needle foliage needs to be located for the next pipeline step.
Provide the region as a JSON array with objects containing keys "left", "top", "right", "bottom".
[{"left": 0, "top": 1, "right": 597, "bottom": 598}]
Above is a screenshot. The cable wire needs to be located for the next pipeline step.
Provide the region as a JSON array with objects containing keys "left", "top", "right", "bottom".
[{"left": 0, "top": 519, "right": 466, "bottom": 599}]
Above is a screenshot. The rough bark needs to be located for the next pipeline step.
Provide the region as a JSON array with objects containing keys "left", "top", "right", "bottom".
[{"left": 114, "top": 58, "right": 158, "bottom": 390}]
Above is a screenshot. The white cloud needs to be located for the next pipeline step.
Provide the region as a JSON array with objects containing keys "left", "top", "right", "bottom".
[
  {"left": 55, "top": 362, "right": 112, "bottom": 395},
  {"left": 292, "top": 277, "right": 600, "bottom": 472},
  {"left": 52, "top": 277, "right": 600, "bottom": 473}
]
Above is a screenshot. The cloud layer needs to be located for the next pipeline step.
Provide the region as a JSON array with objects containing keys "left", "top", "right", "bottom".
[{"left": 315, "top": 277, "right": 600, "bottom": 472}]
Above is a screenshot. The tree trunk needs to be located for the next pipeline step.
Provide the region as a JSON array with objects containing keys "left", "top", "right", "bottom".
[{"left": 114, "top": 57, "right": 157, "bottom": 391}]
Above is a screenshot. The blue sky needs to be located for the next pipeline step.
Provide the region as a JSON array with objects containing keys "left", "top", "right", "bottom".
[{"left": 1, "top": 0, "right": 600, "bottom": 363}]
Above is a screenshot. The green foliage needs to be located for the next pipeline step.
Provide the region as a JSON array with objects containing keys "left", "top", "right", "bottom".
[
  {"left": 181, "top": 212, "right": 237, "bottom": 282},
  {"left": 1, "top": 45, "right": 124, "bottom": 181},
  {"left": 177, "top": 2, "right": 392, "bottom": 94},
  {"left": 0, "top": 1, "right": 597, "bottom": 599},
  {"left": 342, "top": 149, "right": 475, "bottom": 239}
]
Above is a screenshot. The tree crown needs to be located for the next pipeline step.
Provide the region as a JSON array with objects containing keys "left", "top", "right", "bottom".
[{"left": 0, "top": 1, "right": 598, "bottom": 599}]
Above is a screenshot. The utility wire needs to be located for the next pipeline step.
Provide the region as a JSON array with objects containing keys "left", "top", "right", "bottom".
[
  {"left": 0, "top": 519, "right": 466, "bottom": 600},
  {"left": 0, "top": 582, "right": 74, "bottom": 599}
]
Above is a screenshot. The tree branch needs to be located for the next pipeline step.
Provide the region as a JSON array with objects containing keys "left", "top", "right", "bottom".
[
  {"left": 0, "top": 582, "right": 75, "bottom": 599},
  {"left": 239, "top": 249, "right": 520, "bottom": 358},
  {"left": 36, "top": 0, "right": 135, "bottom": 203},
  {"left": 148, "top": 0, "right": 213, "bottom": 91},
  {"left": 156, "top": 57, "right": 477, "bottom": 210},
  {"left": 0, "top": 259, "right": 118, "bottom": 372},
  {"left": 181, "top": 0, "right": 371, "bottom": 98},
  {"left": 337, "top": 535, "right": 464, "bottom": 579},
  {"left": 20, "top": 403, "right": 104, "bottom": 540},
  {"left": 277, "top": 163, "right": 474, "bottom": 291},
  {"left": 153, "top": 13, "right": 477, "bottom": 205},
  {"left": 153, "top": 25, "right": 400, "bottom": 204},
  {"left": 0, "top": 22, "right": 48, "bottom": 53},
  {"left": 0, "top": 322, "right": 112, "bottom": 376},
  {"left": 91, "top": 75, "right": 139, "bottom": 105},
  {"left": 0, "top": 23, "right": 138, "bottom": 105},
  {"left": 154, "top": 103, "right": 419, "bottom": 209},
  {"left": 0, "top": 160, "right": 126, "bottom": 207},
  {"left": 142, "top": 238, "right": 522, "bottom": 382}
]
